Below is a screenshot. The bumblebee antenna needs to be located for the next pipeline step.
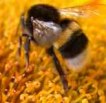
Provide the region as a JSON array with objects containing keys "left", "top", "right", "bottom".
[
  {"left": 16, "top": 12, "right": 25, "bottom": 36},
  {"left": 20, "top": 13, "right": 26, "bottom": 28}
]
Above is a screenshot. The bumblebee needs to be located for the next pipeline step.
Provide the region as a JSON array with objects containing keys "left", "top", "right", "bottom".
[{"left": 18, "top": 3, "right": 106, "bottom": 91}]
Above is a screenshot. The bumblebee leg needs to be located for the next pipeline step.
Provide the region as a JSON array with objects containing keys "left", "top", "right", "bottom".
[
  {"left": 52, "top": 53, "right": 68, "bottom": 92},
  {"left": 17, "top": 13, "right": 25, "bottom": 56},
  {"left": 47, "top": 47, "right": 68, "bottom": 92},
  {"left": 18, "top": 36, "right": 22, "bottom": 56},
  {"left": 24, "top": 37, "right": 30, "bottom": 66}
]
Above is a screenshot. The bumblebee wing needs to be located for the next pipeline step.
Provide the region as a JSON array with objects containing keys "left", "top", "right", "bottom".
[
  {"left": 59, "top": 3, "right": 106, "bottom": 32},
  {"left": 59, "top": 3, "right": 106, "bottom": 18}
]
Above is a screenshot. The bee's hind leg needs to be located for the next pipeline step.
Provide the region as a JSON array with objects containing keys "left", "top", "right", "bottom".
[{"left": 47, "top": 47, "right": 68, "bottom": 92}]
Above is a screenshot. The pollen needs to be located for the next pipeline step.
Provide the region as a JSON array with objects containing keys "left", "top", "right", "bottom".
[{"left": 0, "top": 0, "right": 106, "bottom": 103}]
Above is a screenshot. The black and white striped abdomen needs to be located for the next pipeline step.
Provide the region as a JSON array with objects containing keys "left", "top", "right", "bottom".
[{"left": 53, "top": 20, "right": 88, "bottom": 70}]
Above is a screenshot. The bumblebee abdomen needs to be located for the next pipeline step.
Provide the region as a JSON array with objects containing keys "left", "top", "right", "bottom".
[{"left": 53, "top": 20, "right": 88, "bottom": 58}]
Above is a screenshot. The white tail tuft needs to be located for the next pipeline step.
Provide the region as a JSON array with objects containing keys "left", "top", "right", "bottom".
[{"left": 65, "top": 49, "right": 88, "bottom": 71}]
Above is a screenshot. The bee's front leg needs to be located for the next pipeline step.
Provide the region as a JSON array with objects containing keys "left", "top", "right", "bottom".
[
  {"left": 18, "top": 36, "right": 22, "bottom": 56},
  {"left": 24, "top": 37, "right": 31, "bottom": 67},
  {"left": 47, "top": 47, "right": 68, "bottom": 92}
]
